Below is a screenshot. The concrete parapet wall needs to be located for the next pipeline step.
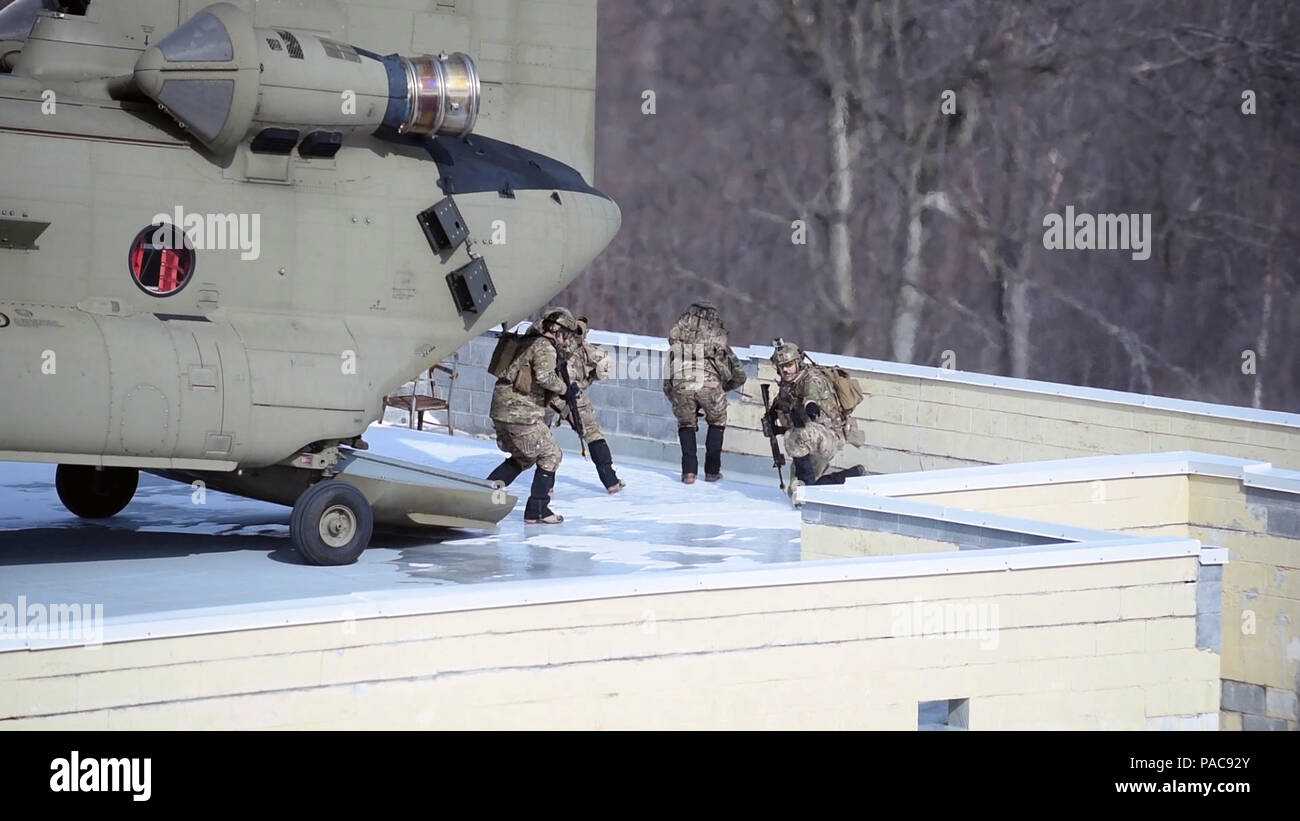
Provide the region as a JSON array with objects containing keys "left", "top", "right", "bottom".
[
  {"left": 427, "top": 329, "right": 1300, "bottom": 480},
  {"left": 0, "top": 551, "right": 1218, "bottom": 730}
]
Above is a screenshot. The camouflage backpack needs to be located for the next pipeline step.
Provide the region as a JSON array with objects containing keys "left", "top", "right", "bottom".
[
  {"left": 819, "top": 365, "right": 864, "bottom": 413},
  {"left": 669, "top": 302, "right": 725, "bottom": 344},
  {"left": 489, "top": 329, "right": 545, "bottom": 393}
]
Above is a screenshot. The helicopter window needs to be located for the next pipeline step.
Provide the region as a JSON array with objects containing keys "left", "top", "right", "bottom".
[
  {"left": 158, "top": 12, "right": 233, "bottom": 62},
  {"left": 128, "top": 224, "right": 195, "bottom": 298}
]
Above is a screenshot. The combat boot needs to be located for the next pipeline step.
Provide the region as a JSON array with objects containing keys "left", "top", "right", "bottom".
[
  {"left": 788, "top": 455, "right": 816, "bottom": 506},
  {"left": 678, "top": 426, "right": 698, "bottom": 484},
  {"left": 487, "top": 458, "right": 523, "bottom": 487},
  {"left": 704, "top": 425, "right": 724, "bottom": 481},
  {"left": 524, "top": 468, "right": 563, "bottom": 524},
  {"left": 816, "top": 465, "right": 867, "bottom": 485},
  {"left": 589, "top": 439, "right": 625, "bottom": 493}
]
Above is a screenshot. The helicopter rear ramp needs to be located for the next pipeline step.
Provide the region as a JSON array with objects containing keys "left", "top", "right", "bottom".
[{"left": 335, "top": 448, "right": 515, "bottom": 531}]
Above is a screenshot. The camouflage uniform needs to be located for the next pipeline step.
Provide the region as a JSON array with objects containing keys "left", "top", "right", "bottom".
[
  {"left": 551, "top": 318, "right": 625, "bottom": 492},
  {"left": 777, "top": 365, "right": 846, "bottom": 481},
  {"left": 766, "top": 342, "right": 864, "bottom": 491},
  {"left": 490, "top": 332, "right": 567, "bottom": 472},
  {"left": 559, "top": 327, "right": 612, "bottom": 445},
  {"left": 662, "top": 302, "right": 747, "bottom": 482},
  {"left": 486, "top": 307, "right": 583, "bottom": 523}
]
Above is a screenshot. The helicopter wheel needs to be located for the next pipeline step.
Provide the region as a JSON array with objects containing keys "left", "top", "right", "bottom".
[
  {"left": 290, "top": 479, "right": 374, "bottom": 566},
  {"left": 55, "top": 464, "right": 139, "bottom": 519}
]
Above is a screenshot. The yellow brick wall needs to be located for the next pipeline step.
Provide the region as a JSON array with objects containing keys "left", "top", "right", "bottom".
[
  {"left": 0, "top": 556, "right": 1215, "bottom": 729},
  {"left": 805, "top": 469, "right": 1295, "bottom": 726},
  {"left": 730, "top": 361, "right": 1300, "bottom": 472},
  {"left": 1184, "top": 476, "right": 1299, "bottom": 696}
]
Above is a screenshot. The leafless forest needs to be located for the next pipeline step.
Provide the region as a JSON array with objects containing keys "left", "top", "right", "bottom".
[{"left": 555, "top": 0, "right": 1300, "bottom": 411}]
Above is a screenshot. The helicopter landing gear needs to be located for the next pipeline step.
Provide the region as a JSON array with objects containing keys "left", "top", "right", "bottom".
[{"left": 290, "top": 479, "right": 374, "bottom": 566}]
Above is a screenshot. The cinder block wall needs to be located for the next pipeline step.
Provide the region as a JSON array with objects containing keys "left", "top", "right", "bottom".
[
  {"left": 736, "top": 360, "right": 1300, "bottom": 475},
  {"left": 425, "top": 331, "right": 1300, "bottom": 479},
  {"left": 0, "top": 554, "right": 1217, "bottom": 730},
  {"left": 831, "top": 471, "right": 1298, "bottom": 731},
  {"left": 1186, "top": 477, "right": 1300, "bottom": 731}
]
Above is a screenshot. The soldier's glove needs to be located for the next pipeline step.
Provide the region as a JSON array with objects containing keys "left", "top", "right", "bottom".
[
  {"left": 789, "top": 404, "right": 809, "bottom": 429},
  {"left": 761, "top": 411, "right": 776, "bottom": 439},
  {"left": 565, "top": 383, "right": 580, "bottom": 403},
  {"left": 804, "top": 402, "right": 821, "bottom": 421}
]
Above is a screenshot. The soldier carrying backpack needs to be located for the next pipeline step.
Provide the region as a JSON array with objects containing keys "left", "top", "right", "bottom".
[
  {"left": 662, "top": 302, "right": 747, "bottom": 483},
  {"left": 484, "top": 307, "right": 583, "bottom": 524},
  {"left": 762, "top": 340, "right": 866, "bottom": 498}
]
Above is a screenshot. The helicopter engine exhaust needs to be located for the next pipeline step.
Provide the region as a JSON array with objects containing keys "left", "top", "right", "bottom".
[{"left": 132, "top": 2, "right": 480, "bottom": 156}]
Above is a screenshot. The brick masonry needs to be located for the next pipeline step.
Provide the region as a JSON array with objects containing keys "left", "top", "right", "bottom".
[
  {"left": 1220, "top": 678, "right": 1298, "bottom": 731},
  {"left": 414, "top": 327, "right": 1300, "bottom": 484}
]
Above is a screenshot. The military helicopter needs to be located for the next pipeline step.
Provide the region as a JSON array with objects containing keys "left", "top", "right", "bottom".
[{"left": 0, "top": 0, "right": 620, "bottom": 563}]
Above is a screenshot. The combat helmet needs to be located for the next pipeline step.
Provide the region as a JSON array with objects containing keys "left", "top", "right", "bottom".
[
  {"left": 771, "top": 340, "right": 803, "bottom": 368},
  {"left": 540, "top": 306, "right": 580, "bottom": 335}
]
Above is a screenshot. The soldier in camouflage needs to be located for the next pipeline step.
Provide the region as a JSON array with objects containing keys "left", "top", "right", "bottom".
[
  {"left": 550, "top": 316, "right": 625, "bottom": 493},
  {"left": 662, "top": 302, "right": 747, "bottom": 483},
  {"left": 485, "top": 307, "right": 582, "bottom": 524},
  {"left": 763, "top": 341, "right": 865, "bottom": 495}
]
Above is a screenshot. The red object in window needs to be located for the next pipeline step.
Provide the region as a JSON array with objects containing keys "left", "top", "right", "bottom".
[
  {"left": 131, "top": 242, "right": 144, "bottom": 283},
  {"left": 159, "top": 249, "right": 180, "bottom": 293}
]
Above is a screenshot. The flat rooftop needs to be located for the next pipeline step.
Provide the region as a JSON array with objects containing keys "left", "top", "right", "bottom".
[{"left": 0, "top": 423, "right": 802, "bottom": 638}]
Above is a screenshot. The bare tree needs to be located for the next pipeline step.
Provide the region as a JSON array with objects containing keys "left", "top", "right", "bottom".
[{"left": 570, "top": 0, "right": 1300, "bottom": 410}]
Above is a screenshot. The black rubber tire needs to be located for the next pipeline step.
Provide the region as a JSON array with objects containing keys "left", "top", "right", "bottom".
[
  {"left": 290, "top": 480, "right": 374, "bottom": 566},
  {"left": 55, "top": 464, "right": 138, "bottom": 519}
]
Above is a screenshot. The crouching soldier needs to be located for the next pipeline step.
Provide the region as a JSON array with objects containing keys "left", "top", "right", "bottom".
[
  {"left": 663, "top": 302, "right": 747, "bottom": 483},
  {"left": 484, "top": 307, "right": 582, "bottom": 524},
  {"left": 554, "top": 316, "right": 626, "bottom": 493},
  {"left": 763, "top": 341, "right": 865, "bottom": 496}
]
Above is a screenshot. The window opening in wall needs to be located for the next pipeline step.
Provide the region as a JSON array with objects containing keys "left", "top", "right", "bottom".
[{"left": 919, "top": 698, "right": 969, "bottom": 730}]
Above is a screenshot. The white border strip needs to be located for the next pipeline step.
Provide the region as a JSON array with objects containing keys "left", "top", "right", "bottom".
[{"left": 803, "top": 451, "right": 1300, "bottom": 502}]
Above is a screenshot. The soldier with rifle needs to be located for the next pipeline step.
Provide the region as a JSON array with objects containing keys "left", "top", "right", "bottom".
[
  {"left": 484, "top": 306, "right": 582, "bottom": 523},
  {"left": 762, "top": 340, "right": 866, "bottom": 500},
  {"left": 551, "top": 316, "right": 626, "bottom": 493}
]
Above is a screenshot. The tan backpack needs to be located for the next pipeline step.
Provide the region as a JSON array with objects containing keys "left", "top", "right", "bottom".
[
  {"left": 815, "top": 364, "right": 864, "bottom": 413},
  {"left": 489, "top": 330, "right": 545, "bottom": 394}
]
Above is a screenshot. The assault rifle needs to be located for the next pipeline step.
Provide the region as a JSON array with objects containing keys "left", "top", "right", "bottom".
[
  {"left": 555, "top": 354, "right": 588, "bottom": 458},
  {"left": 760, "top": 383, "right": 786, "bottom": 490}
]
